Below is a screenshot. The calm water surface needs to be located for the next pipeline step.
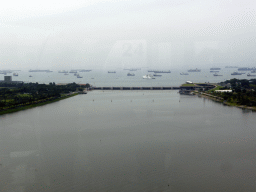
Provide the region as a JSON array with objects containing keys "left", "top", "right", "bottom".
[{"left": 0, "top": 91, "right": 256, "bottom": 191}]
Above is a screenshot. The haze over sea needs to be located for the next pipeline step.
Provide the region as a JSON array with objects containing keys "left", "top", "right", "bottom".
[
  {"left": 1, "top": 72, "right": 256, "bottom": 191},
  {"left": 3, "top": 67, "right": 255, "bottom": 86}
]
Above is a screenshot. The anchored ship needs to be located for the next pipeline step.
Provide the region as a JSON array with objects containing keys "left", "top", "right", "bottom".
[
  {"left": 143, "top": 74, "right": 155, "bottom": 79},
  {"left": 148, "top": 70, "right": 171, "bottom": 73},
  {"left": 58, "top": 70, "right": 68, "bottom": 73},
  {"left": 79, "top": 70, "right": 92, "bottom": 72},
  {"left": 29, "top": 69, "right": 52, "bottom": 72},
  {"left": 188, "top": 68, "right": 201, "bottom": 72},
  {"left": 247, "top": 73, "right": 256, "bottom": 77},
  {"left": 231, "top": 72, "right": 243, "bottom": 75},
  {"left": 127, "top": 73, "right": 135, "bottom": 76},
  {"left": 238, "top": 67, "right": 256, "bottom": 71}
]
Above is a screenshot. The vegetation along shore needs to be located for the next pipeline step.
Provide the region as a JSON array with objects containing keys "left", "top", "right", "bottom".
[
  {"left": 197, "top": 78, "right": 256, "bottom": 111},
  {"left": 0, "top": 82, "right": 90, "bottom": 115}
]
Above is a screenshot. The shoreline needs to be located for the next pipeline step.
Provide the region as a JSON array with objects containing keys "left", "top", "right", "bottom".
[
  {"left": 0, "top": 93, "right": 78, "bottom": 115},
  {"left": 196, "top": 91, "right": 256, "bottom": 112}
]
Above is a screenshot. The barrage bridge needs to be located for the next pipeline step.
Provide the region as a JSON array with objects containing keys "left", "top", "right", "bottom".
[
  {"left": 90, "top": 85, "right": 215, "bottom": 90},
  {"left": 92, "top": 87, "right": 179, "bottom": 90}
]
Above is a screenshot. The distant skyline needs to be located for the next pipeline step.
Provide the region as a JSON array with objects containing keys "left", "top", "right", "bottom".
[{"left": 0, "top": 0, "right": 255, "bottom": 70}]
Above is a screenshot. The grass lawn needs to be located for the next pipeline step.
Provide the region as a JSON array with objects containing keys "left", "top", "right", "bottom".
[
  {"left": 181, "top": 84, "right": 197, "bottom": 87},
  {"left": 207, "top": 85, "right": 223, "bottom": 93}
]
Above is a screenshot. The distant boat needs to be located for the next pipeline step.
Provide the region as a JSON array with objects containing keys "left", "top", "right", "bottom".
[
  {"left": 29, "top": 69, "right": 52, "bottom": 72},
  {"left": 213, "top": 73, "right": 223, "bottom": 76},
  {"left": 79, "top": 70, "right": 92, "bottom": 72},
  {"left": 153, "top": 74, "right": 162, "bottom": 77},
  {"left": 108, "top": 71, "right": 116, "bottom": 73},
  {"left": 148, "top": 70, "right": 171, "bottom": 73},
  {"left": 238, "top": 67, "right": 256, "bottom": 71},
  {"left": 143, "top": 74, "right": 155, "bottom": 79},
  {"left": 247, "top": 73, "right": 256, "bottom": 77},
  {"left": 69, "top": 70, "right": 77, "bottom": 73},
  {"left": 74, "top": 73, "right": 78, "bottom": 76},
  {"left": 210, "top": 67, "right": 221, "bottom": 70},
  {"left": 180, "top": 72, "right": 189, "bottom": 75},
  {"left": 77, "top": 74, "right": 83, "bottom": 78},
  {"left": 188, "top": 68, "right": 201, "bottom": 72},
  {"left": 13, "top": 73, "right": 18, "bottom": 76},
  {"left": 64, "top": 73, "right": 69, "bottom": 75},
  {"left": 58, "top": 70, "right": 68, "bottom": 73},
  {"left": 251, "top": 70, "right": 256, "bottom": 73},
  {"left": 231, "top": 72, "right": 243, "bottom": 75},
  {"left": 127, "top": 73, "right": 135, "bottom": 76},
  {"left": 210, "top": 70, "right": 219, "bottom": 73},
  {"left": 29, "top": 75, "right": 32, "bottom": 77},
  {"left": 225, "top": 66, "right": 238, "bottom": 68}
]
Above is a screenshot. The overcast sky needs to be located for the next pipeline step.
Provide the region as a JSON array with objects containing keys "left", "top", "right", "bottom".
[{"left": 0, "top": 0, "right": 255, "bottom": 70}]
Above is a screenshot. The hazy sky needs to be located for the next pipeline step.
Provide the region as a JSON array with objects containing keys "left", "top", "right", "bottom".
[{"left": 0, "top": 0, "right": 255, "bottom": 70}]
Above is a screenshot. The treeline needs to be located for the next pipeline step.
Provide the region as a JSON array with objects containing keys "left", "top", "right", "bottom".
[
  {"left": 209, "top": 78, "right": 256, "bottom": 106},
  {"left": 0, "top": 82, "right": 90, "bottom": 109}
]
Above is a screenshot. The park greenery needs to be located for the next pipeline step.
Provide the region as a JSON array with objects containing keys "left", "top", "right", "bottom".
[
  {"left": 207, "top": 78, "right": 256, "bottom": 107},
  {"left": 0, "top": 82, "right": 90, "bottom": 113}
]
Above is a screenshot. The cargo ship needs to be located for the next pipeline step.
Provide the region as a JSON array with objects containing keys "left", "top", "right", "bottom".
[
  {"left": 58, "top": 70, "right": 68, "bottom": 73},
  {"left": 29, "top": 69, "right": 52, "bottom": 72},
  {"left": 148, "top": 70, "right": 171, "bottom": 73},
  {"left": 79, "top": 70, "right": 92, "bottom": 72},
  {"left": 188, "top": 68, "right": 201, "bottom": 72},
  {"left": 213, "top": 73, "right": 223, "bottom": 76},
  {"left": 247, "top": 73, "right": 256, "bottom": 77},
  {"left": 108, "top": 71, "right": 116, "bottom": 73},
  {"left": 69, "top": 70, "right": 77, "bottom": 73},
  {"left": 180, "top": 72, "right": 189, "bottom": 75},
  {"left": 210, "top": 71, "right": 219, "bottom": 73},
  {"left": 237, "top": 67, "right": 256, "bottom": 71},
  {"left": 231, "top": 72, "right": 243, "bottom": 75},
  {"left": 127, "top": 73, "right": 135, "bottom": 76},
  {"left": 225, "top": 66, "right": 238, "bottom": 68}
]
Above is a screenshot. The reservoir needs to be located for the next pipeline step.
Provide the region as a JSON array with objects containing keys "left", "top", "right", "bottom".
[{"left": 0, "top": 91, "right": 256, "bottom": 191}]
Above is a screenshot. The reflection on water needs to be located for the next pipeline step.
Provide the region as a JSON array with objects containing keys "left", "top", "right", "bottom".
[{"left": 0, "top": 91, "right": 256, "bottom": 191}]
